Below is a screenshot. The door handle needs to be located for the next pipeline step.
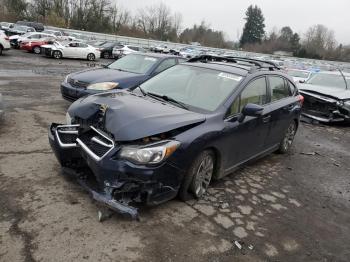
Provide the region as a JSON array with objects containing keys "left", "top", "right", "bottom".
[
  {"left": 262, "top": 115, "right": 271, "bottom": 123},
  {"left": 283, "top": 104, "right": 294, "bottom": 111}
]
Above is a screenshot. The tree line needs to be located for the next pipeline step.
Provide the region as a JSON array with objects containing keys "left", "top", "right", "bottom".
[
  {"left": 0, "top": 0, "right": 231, "bottom": 48},
  {"left": 0, "top": 1, "right": 349, "bottom": 61},
  {"left": 240, "top": 5, "right": 350, "bottom": 62}
]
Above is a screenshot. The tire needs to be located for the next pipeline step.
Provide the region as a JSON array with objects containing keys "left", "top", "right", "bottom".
[
  {"left": 179, "top": 150, "right": 215, "bottom": 201},
  {"left": 0, "top": 45, "right": 3, "bottom": 55},
  {"left": 53, "top": 50, "right": 62, "bottom": 59},
  {"left": 278, "top": 121, "right": 297, "bottom": 154},
  {"left": 103, "top": 52, "right": 110, "bottom": 59},
  {"left": 33, "top": 46, "right": 41, "bottom": 54},
  {"left": 87, "top": 53, "right": 96, "bottom": 61}
]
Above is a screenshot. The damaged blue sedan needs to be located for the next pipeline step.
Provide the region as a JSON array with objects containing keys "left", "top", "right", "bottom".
[{"left": 49, "top": 56, "right": 303, "bottom": 219}]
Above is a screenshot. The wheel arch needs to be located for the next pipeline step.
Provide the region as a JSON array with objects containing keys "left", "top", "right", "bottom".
[{"left": 201, "top": 146, "right": 223, "bottom": 180}]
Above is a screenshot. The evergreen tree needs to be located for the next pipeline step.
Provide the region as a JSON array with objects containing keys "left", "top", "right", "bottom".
[{"left": 240, "top": 5, "right": 265, "bottom": 47}]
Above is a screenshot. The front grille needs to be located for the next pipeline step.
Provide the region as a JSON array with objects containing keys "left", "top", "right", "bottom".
[
  {"left": 68, "top": 77, "right": 89, "bottom": 89},
  {"left": 55, "top": 125, "right": 79, "bottom": 148},
  {"left": 77, "top": 127, "right": 114, "bottom": 161}
]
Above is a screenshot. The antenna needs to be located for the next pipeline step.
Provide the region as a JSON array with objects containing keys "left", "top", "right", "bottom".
[{"left": 338, "top": 68, "right": 348, "bottom": 90}]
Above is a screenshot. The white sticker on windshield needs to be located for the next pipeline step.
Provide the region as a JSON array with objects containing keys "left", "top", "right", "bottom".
[
  {"left": 218, "top": 72, "right": 242, "bottom": 81},
  {"left": 145, "top": 57, "right": 157, "bottom": 61}
]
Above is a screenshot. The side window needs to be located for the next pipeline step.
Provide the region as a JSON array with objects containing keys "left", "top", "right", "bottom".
[
  {"left": 228, "top": 77, "right": 267, "bottom": 116},
  {"left": 79, "top": 43, "right": 88, "bottom": 48},
  {"left": 154, "top": 59, "right": 177, "bottom": 74},
  {"left": 286, "top": 79, "right": 296, "bottom": 95},
  {"left": 269, "top": 76, "right": 290, "bottom": 102}
]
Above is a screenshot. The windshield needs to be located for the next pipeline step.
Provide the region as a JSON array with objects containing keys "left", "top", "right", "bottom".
[
  {"left": 108, "top": 54, "right": 159, "bottom": 74},
  {"left": 306, "top": 73, "right": 350, "bottom": 89},
  {"left": 287, "top": 70, "right": 310, "bottom": 79},
  {"left": 140, "top": 65, "right": 242, "bottom": 112}
]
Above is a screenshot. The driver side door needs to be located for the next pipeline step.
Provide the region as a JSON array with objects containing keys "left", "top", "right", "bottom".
[{"left": 222, "top": 77, "right": 272, "bottom": 172}]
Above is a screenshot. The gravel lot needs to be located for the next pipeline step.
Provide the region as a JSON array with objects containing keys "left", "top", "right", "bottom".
[{"left": 1, "top": 49, "right": 350, "bottom": 262}]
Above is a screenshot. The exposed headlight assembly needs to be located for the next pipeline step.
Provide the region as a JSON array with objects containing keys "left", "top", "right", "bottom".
[
  {"left": 343, "top": 101, "right": 350, "bottom": 110},
  {"left": 87, "top": 82, "right": 119, "bottom": 91},
  {"left": 119, "top": 140, "right": 180, "bottom": 165}
]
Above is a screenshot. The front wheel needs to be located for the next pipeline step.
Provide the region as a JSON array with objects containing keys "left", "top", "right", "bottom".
[
  {"left": 53, "top": 50, "right": 62, "bottom": 59},
  {"left": 87, "top": 53, "right": 96, "bottom": 61},
  {"left": 278, "top": 121, "right": 297, "bottom": 154},
  {"left": 33, "top": 46, "right": 41, "bottom": 54},
  {"left": 179, "top": 150, "right": 215, "bottom": 201}
]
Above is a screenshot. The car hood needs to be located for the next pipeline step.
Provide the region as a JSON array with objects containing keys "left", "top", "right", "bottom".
[
  {"left": 70, "top": 68, "right": 146, "bottom": 87},
  {"left": 299, "top": 84, "right": 350, "bottom": 100},
  {"left": 68, "top": 91, "right": 206, "bottom": 141},
  {"left": 9, "top": 35, "right": 20, "bottom": 40}
]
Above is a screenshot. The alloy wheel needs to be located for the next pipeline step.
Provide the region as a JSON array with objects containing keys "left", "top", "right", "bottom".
[
  {"left": 191, "top": 154, "right": 214, "bottom": 198},
  {"left": 33, "top": 46, "right": 41, "bottom": 54},
  {"left": 87, "top": 53, "right": 95, "bottom": 61},
  {"left": 53, "top": 51, "right": 62, "bottom": 59}
]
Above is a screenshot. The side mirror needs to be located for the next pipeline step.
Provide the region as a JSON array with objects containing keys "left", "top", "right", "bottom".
[
  {"left": 299, "top": 80, "right": 305, "bottom": 84},
  {"left": 239, "top": 103, "right": 264, "bottom": 122}
]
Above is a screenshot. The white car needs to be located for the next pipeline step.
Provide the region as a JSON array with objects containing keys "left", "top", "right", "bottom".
[
  {"left": 112, "top": 45, "right": 144, "bottom": 59},
  {"left": 286, "top": 69, "right": 312, "bottom": 83},
  {"left": 46, "top": 41, "right": 100, "bottom": 61},
  {"left": 154, "top": 45, "right": 170, "bottom": 53},
  {"left": 0, "top": 30, "right": 10, "bottom": 55}
]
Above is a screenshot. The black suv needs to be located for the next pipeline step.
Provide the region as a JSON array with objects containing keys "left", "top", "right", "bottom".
[{"left": 49, "top": 55, "right": 303, "bottom": 219}]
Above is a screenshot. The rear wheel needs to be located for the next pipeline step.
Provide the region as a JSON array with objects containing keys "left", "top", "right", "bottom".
[
  {"left": 179, "top": 150, "right": 215, "bottom": 201},
  {"left": 0, "top": 45, "right": 3, "bottom": 55},
  {"left": 53, "top": 50, "right": 62, "bottom": 59},
  {"left": 103, "top": 52, "right": 110, "bottom": 59},
  {"left": 278, "top": 121, "right": 297, "bottom": 154},
  {"left": 33, "top": 46, "right": 41, "bottom": 54},
  {"left": 87, "top": 53, "right": 96, "bottom": 61}
]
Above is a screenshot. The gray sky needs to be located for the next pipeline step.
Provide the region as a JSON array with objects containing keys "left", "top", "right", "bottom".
[{"left": 115, "top": 0, "right": 350, "bottom": 44}]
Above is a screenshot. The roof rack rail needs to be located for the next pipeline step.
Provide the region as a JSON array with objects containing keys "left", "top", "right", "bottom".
[{"left": 188, "top": 55, "right": 281, "bottom": 71}]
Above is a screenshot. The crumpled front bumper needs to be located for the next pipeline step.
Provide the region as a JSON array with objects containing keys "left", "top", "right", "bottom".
[
  {"left": 300, "top": 91, "right": 350, "bottom": 123},
  {"left": 48, "top": 123, "right": 183, "bottom": 219}
]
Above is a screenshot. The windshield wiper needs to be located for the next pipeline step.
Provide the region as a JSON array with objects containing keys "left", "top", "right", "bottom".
[
  {"left": 147, "top": 92, "right": 188, "bottom": 110},
  {"left": 135, "top": 85, "right": 146, "bottom": 96}
]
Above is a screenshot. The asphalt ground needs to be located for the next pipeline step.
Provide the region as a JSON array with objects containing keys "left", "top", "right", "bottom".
[{"left": 1, "top": 49, "right": 350, "bottom": 262}]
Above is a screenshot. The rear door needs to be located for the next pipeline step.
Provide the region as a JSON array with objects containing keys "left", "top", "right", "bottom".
[
  {"left": 264, "top": 75, "right": 298, "bottom": 147},
  {"left": 223, "top": 77, "right": 272, "bottom": 170}
]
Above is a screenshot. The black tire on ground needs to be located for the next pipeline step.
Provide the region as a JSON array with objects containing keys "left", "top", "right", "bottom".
[
  {"left": 178, "top": 150, "right": 215, "bottom": 201},
  {"left": 33, "top": 46, "right": 41, "bottom": 54},
  {"left": 87, "top": 53, "right": 96, "bottom": 61},
  {"left": 53, "top": 50, "right": 62, "bottom": 59},
  {"left": 278, "top": 121, "right": 297, "bottom": 154},
  {"left": 0, "top": 45, "right": 3, "bottom": 55},
  {"left": 103, "top": 52, "right": 110, "bottom": 59}
]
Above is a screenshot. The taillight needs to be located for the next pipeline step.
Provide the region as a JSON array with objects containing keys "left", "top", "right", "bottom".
[
  {"left": 4, "top": 37, "right": 9, "bottom": 41},
  {"left": 297, "top": 94, "right": 304, "bottom": 106}
]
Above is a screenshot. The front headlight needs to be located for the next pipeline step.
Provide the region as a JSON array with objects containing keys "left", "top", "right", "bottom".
[
  {"left": 66, "top": 112, "right": 72, "bottom": 124},
  {"left": 87, "top": 82, "right": 119, "bottom": 91},
  {"left": 343, "top": 101, "right": 350, "bottom": 110},
  {"left": 119, "top": 140, "right": 180, "bottom": 165},
  {"left": 64, "top": 74, "right": 71, "bottom": 83}
]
